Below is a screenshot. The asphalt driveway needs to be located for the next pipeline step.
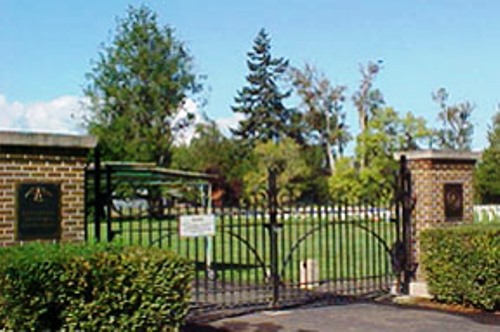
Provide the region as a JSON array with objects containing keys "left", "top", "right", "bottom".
[{"left": 184, "top": 302, "right": 500, "bottom": 332}]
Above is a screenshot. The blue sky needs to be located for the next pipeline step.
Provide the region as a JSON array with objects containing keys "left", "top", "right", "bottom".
[{"left": 0, "top": 0, "right": 498, "bottom": 150}]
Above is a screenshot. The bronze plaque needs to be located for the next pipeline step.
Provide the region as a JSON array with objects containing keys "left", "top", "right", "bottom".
[
  {"left": 444, "top": 183, "right": 463, "bottom": 221},
  {"left": 17, "top": 183, "right": 61, "bottom": 240}
]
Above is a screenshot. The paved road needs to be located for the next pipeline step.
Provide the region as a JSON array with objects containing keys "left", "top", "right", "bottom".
[{"left": 185, "top": 303, "right": 500, "bottom": 332}]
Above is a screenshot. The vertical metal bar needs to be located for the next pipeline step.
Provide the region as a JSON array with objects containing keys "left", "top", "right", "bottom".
[
  {"left": 220, "top": 205, "right": 226, "bottom": 305},
  {"left": 375, "top": 200, "right": 381, "bottom": 290},
  {"left": 288, "top": 200, "right": 294, "bottom": 298},
  {"left": 185, "top": 205, "right": 191, "bottom": 265},
  {"left": 338, "top": 201, "right": 344, "bottom": 293},
  {"left": 138, "top": 205, "right": 143, "bottom": 246},
  {"left": 385, "top": 198, "right": 392, "bottom": 289},
  {"left": 202, "top": 197, "right": 209, "bottom": 304},
  {"left": 168, "top": 204, "right": 173, "bottom": 249},
  {"left": 304, "top": 205, "right": 311, "bottom": 290},
  {"left": 128, "top": 206, "right": 133, "bottom": 245},
  {"left": 158, "top": 209, "right": 163, "bottom": 248},
  {"left": 365, "top": 199, "right": 371, "bottom": 292},
  {"left": 352, "top": 200, "right": 358, "bottom": 293},
  {"left": 325, "top": 203, "right": 331, "bottom": 292},
  {"left": 268, "top": 168, "right": 279, "bottom": 307},
  {"left": 318, "top": 203, "right": 323, "bottom": 291},
  {"left": 262, "top": 203, "right": 267, "bottom": 288},
  {"left": 391, "top": 169, "right": 401, "bottom": 293},
  {"left": 398, "top": 156, "right": 406, "bottom": 294},
  {"left": 105, "top": 165, "right": 112, "bottom": 242},
  {"left": 229, "top": 207, "right": 235, "bottom": 306},
  {"left": 310, "top": 203, "right": 316, "bottom": 292},
  {"left": 334, "top": 202, "right": 341, "bottom": 293},
  {"left": 252, "top": 203, "right": 258, "bottom": 301},
  {"left": 237, "top": 206, "right": 243, "bottom": 305},
  {"left": 279, "top": 198, "right": 286, "bottom": 300},
  {"left": 148, "top": 196, "right": 153, "bottom": 246},
  {"left": 194, "top": 206, "right": 200, "bottom": 304},
  {"left": 400, "top": 155, "right": 412, "bottom": 295},
  {"left": 311, "top": 205, "right": 316, "bottom": 287},
  {"left": 336, "top": 203, "right": 341, "bottom": 292},
  {"left": 295, "top": 205, "right": 300, "bottom": 294},
  {"left": 386, "top": 198, "right": 392, "bottom": 289},
  {"left": 345, "top": 199, "right": 351, "bottom": 294},
  {"left": 175, "top": 205, "right": 180, "bottom": 254},
  {"left": 93, "top": 146, "right": 101, "bottom": 242},
  {"left": 211, "top": 207, "right": 218, "bottom": 305},
  {"left": 118, "top": 206, "right": 123, "bottom": 243},
  {"left": 346, "top": 200, "right": 352, "bottom": 294},
  {"left": 395, "top": 169, "right": 402, "bottom": 244},
  {"left": 244, "top": 202, "right": 250, "bottom": 302}
]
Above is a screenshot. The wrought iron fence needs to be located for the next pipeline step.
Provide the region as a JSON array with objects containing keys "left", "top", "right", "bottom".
[{"left": 85, "top": 152, "right": 413, "bottom": 316}]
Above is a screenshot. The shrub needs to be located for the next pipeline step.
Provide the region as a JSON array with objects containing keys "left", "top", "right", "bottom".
[
  {"left": 0, "top": 243, "right": 193, "bottom": 330},
  {"left": 420, "top": 223, "right": 500, "bottom": 311}
]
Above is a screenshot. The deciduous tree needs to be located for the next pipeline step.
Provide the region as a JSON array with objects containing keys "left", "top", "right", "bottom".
[
  {"left": 171, "top": 121, "right": 251, "bottom": 205},
  {"left": 290, "top": 64, "right": 350, "bottom": 174},
  {"left": 352, "top": 60, "right": 385, "bottom": 167},
  {"left": 352, "top": 61, "right": 384, "bottom": 133},
  {"left": 242, "top": 138, "right": 310, "bottom": 204},
  {"left": 84, "top": 5, "right": 202, "bottom": 166},
  {"left": 432, "top": 87, "right": 474, "bottom": 151},
  {"left": 475, "top": 110, "right": 500, "bottom": 203},
  {"left": 347, "top": 107, "right": 431, "bottom": 202}
]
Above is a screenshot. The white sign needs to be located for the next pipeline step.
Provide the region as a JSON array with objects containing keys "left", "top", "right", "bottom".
[{"left": 179, "top": 214, "right": 216, "bottom": 237}]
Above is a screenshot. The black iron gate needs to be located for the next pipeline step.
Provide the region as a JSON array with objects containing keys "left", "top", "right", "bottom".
[{"left": 85, "top": 152, "right": 413, "bottom": 316}]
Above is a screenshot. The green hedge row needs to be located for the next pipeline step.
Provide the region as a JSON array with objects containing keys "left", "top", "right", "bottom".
[
  {"left": 420, "top": 223, "right": 500, "bottom": 311},
  {"left": 0, "top": 243, "right": 193, "bottom": 331}
]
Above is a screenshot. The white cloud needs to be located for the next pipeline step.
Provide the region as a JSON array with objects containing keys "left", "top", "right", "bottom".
[
  {"left": 215, "top": 113, "right": 244, "bottom": 136},
  {"left": 0, "top": 94, "right": 87, "bottom": 134},
  {"left": 173, "top": 100, "right": 244, "bottom": 145},
  {"left": 173, "top": 98, "right": 206, "bottom": 145},
  {"left": 0, "top": 94, "right": 243, "bottom": 144}
]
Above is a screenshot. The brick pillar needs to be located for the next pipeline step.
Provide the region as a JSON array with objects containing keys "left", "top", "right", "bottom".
[
  {"left": 399, "top": 150, "right": 480, "bottom": 296},
  {"left": 0, "top": 132, "right": 96, "bottom": 246}
]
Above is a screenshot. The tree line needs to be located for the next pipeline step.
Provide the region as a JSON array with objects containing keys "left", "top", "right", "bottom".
[{"left": 83, "top": 5, "right": 499, "bottom": 205}]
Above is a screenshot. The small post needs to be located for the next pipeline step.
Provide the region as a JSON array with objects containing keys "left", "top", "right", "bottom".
[{"left": 300, "top": 259, "right": 319, "bottom": 289}]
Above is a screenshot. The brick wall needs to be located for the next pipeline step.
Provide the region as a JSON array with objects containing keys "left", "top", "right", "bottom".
[
  {"left": 0, "top": 132, "right": 95, "bottom": 247},
  {"left": 407, "top": 155, "right": 478, "bottom": 281},
  {"left": 0, "top": 152, "right": 87, "bottom": 246}
]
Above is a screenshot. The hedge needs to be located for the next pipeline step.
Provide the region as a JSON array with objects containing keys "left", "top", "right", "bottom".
[
  {"left": 0, "top": 243, "right": 193, "bottom": 331},
  {"left": 420, "top": 223, "right": 500, "bottom": 311}
]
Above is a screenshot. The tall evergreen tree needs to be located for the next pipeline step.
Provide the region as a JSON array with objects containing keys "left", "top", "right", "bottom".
[{"left": 232, "top": 29, "right": 299, "bottom": 144}]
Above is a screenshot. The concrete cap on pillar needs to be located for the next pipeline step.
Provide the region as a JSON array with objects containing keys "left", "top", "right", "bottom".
[
  {"left": 0, "top": 131, "right": 97, "bottom": 149},
  {"left": 394, "top": 150, "right": 482, "bottom": 162}
]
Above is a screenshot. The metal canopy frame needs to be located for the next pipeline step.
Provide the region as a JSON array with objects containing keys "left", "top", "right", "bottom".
[
  {"left": 87, "top": 161, "right": 215, "bottom": 184},
  {"left": 87, "top": 161, "right": 215, "bottom": 204},
  {"left": 86, "top": 155, "right": 217, "bottom": 242}
]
